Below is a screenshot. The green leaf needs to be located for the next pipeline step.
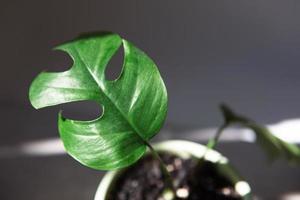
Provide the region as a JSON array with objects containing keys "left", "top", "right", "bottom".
[
  {"left": 29, "top": 32, "right": 168, "bottom": 170},
  {"left": 220, "top": 104, "right": 300, "bottom": 164}
]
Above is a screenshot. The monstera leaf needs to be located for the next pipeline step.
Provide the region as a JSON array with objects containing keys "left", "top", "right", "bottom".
[
  {"left": 220, "top": 104, "right": 300, "bottom": 164},
  {"left": 29, "top": 32, "right": 168, "bottom": 170}
]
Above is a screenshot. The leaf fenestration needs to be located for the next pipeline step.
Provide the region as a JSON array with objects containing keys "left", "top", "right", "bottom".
[{"left": 29, "top": 32, "right": 168, "bottom": 170}]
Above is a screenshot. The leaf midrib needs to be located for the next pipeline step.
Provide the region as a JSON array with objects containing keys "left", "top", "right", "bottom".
[{"left": 73, "top": 47, "right": 146, "bottom": 143}]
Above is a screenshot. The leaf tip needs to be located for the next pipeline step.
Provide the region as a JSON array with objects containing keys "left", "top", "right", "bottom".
[
  {"left": 52, "top": 44, "right": 68, "bottom": 52},
  {"left": 219, "top": 103, "right": 236, "bottom": 124},
  {"left": 28, "top": 77, "right": 41, "bottom": 110},
  {"left": 28, "top": 71, "right": 51, "bottom": 110}
]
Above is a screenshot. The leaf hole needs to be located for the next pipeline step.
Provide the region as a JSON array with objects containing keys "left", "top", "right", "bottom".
[
  {"left": 105, "top": 45, "right": 124, "bottom": 81},
  {"left": 59, "top": 101, "right": 103, "bottom": 121},
  {"left": 45, "top": 50, "right": 73, "bottom": 72}
]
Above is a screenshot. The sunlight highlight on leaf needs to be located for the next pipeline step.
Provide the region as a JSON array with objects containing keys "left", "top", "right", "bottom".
[{"left": 29, "top": 32, "right": 168, "bottom": 170}]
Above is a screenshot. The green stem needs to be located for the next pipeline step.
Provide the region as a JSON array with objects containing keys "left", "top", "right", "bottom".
[
  {"left": 206, "top": 123, "right": 228, "bottom": 150},
  {"left": 144, "top": 141, "right": 176, "bottom": 194},
  {"left": 197, "top": 123, "right": 229, "bottom": 167}
]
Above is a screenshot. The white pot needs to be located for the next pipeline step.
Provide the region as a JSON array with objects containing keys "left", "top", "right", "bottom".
[{"left": 94, "top": 140, "right": 252, "bottom": 200}]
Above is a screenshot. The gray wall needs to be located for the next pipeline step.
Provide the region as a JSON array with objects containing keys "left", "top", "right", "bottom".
[{"left": 1, "top": 0, "right": 300, "bottom": 199}]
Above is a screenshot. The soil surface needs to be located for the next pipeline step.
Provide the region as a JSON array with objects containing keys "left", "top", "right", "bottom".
[{"left": 107, "top": 153, "right": 243, "bottom": 200}]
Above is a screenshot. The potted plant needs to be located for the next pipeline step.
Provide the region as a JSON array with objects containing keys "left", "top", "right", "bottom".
[{"left": 29, "top": 32, "right": 300, "bottom": 200}]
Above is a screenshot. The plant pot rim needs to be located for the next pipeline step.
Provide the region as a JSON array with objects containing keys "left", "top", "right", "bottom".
[{"left": 94, "top": 140, "right": 252, "bottom": 200}]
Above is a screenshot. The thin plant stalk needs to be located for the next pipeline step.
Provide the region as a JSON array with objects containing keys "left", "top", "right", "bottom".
[
  {"left": 144, "top": 141, "right": 176, "bottom": 194},
  {"left": 206, "top": 123, "right": 228, "bottom": 150},
  {"left": 197, "top": 123, "right": 229, "bottom": 167}
]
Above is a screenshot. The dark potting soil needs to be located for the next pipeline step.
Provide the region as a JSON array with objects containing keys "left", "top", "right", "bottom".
[{"left": 107, "top": 153, "right": 243, "bottom": 200}]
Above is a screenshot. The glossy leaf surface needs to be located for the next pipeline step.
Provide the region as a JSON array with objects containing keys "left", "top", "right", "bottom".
[
  {"left": 220, "top": 104, "right": 300, "bottom": 164},
  {"left": 29, "top": 32, "right": 168, "bottom": 170}
]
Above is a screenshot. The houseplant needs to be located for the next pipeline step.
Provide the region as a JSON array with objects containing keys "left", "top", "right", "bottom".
[{"left": 29, "top": 32, "right": 300, "bottom": 199}]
